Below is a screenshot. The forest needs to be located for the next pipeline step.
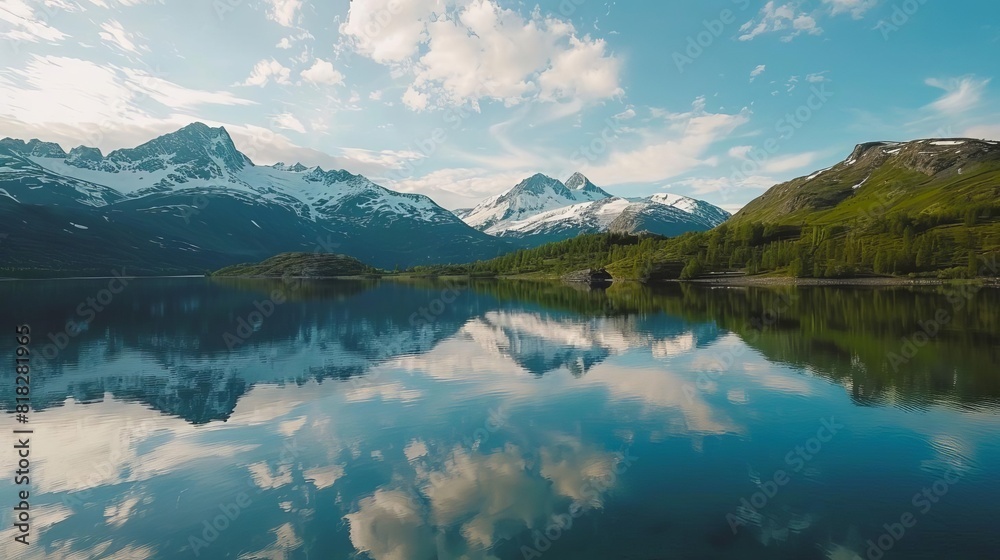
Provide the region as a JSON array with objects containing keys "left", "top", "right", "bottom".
[{"left": 410, "top": 205, "right": 1000, "bottom": 280}]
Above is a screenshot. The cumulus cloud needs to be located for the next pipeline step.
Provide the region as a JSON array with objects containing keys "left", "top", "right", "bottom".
[
  {"left": 340, "top": 0, "right": 622, "bottom": 111},
  {"left": 822, "top": 0, "right": 878, "bottom": 19},
  {"left": 271, "top": 112, "right": 306, "bottom": 133},
  {"left": 925, "top": 76, "right": 991, "bottom": 114},
  {"left": 300, "top": 58, "right": 344, "bottom": 85},
  {"left": 345, "top": 438, "right": 620, "bottom": 560},
  {"left": 266, "top": 0, "right": 302, "bottom": 27},
  {"left": 240, "top": 58, "right": 291, "bottom": 87},
  {"left": 739, "top": 2, "right": 823, "bottom": 42},
  {"left": 577, "top": 97, "right": 751, "bottom": 186},
  {"left": 344, "top": 489, "right": 437, "bottom": 560},
  {"left": 749, "top": 64, "right": 767, "bottom": 83}
]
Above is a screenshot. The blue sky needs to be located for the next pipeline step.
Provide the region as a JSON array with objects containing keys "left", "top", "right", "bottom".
[{"left": 1, "top": 0, "right": 998, "bottom": 211}]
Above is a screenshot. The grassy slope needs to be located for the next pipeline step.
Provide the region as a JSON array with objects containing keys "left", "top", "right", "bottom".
[{"left": 422, "top": 140, "right": 1000, "bottom": 280}]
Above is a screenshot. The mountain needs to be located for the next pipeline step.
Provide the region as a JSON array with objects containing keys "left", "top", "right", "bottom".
[
  {"left": 0, "top": 123, "right": 514, "bottom": 274},
  {"left": 461, "top": 173, "right": 612, "bottom": 232},
  {"left": 458, "top": 172, "right": 729, "bottom": 243},
  {"left": 731, "top": 138, "right": 1000, "bottom": 225},
  {"left": 424, "top": 138, "right": 1000, "bottom": 280}
]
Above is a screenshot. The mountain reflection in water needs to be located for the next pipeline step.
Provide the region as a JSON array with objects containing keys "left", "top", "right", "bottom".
[{"left": 0, "top": 278, "right": 997, "bottom": 559}]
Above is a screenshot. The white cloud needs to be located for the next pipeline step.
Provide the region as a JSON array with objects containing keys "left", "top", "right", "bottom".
[
  {"left": 276, "top": 37, "right": 292, "bottom": 49},
  {"left": 123, "top": 68, "right": 256, "bottom": 109},
  {"left": 925, "top": 76, "right": 991, "bottom": 114},
  {"left": 338, "top": 0, "right": 438, "bottom": 64},
  {"left": 822, "top": 0, "right": 877, "bottom": 19},
  {"left": 759, "top": 151, "right": 820, "bottom": 174},
  {"left": 739, "top": 2, "right": 823, "bottom": 42},
  {"left": 401, "top": 86, "right": 429, "bottom": 111},
  {"left": 613, "top": 107, "right": 636, "bottom": 120},
  {"left": 98, "top": 19, "right": 142, "bottom": 53},
  {"left": 749, "top": 64, "right": 767, "bottom": 83},
  {"left": 577, "top": 97, "right": 751, "bottom": 186},
  {"left": 341, "top": 0, "right": 622, "bottom": 111},
  {"left": 300, "top": 58, "right": 344, "bottom": 85},
  {"left": 390, "top": 168, "right": 528, "bottom": 210},
  {"left": 240, "top": 58, "right": 291, "bottom": 87},
  {"left": 806, "top": 71, "right": 830, "bottom": 83},
  {"left": 266, "top": 0, "right": 302, "bottom": 27},
  {"left": 963, "top": 124, "right": 1000, "bottom": 141},
  {"left": 271, "top": 112, "right": 306, "bottom": 133},
  {"left": 537, "top": 35, "right": 624, "bottom": 103},
  {"left": 0, "top": 0, "right": 67, "bottom": 43},
  {"left": 729, "top": 144, "right": 820, "bottom": 174},
  {"left": 369, "top": 89, "right": 383, "bottom": 101},
  {"left": 0, "top": 55, "right": 254, "bottom": 134}
]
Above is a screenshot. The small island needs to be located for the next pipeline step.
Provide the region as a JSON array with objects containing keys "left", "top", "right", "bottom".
[{"left": 212, "top": 252, "right": 378, "bottom": 278}]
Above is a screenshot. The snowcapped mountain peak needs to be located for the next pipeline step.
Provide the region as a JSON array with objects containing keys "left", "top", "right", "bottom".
[
  {"left": 564, "top": 172, "right": 589, "bottom": 189},
  {"left": 565, "top": 172, "right": 612, "bottom": 197},
  {"left": 511, "top": 173, "right": 567, "bottom": 196},
  {"left": 649, "top": 192, "right": 698, "bottom": 211},
  {"left": 0, "top": 138, "right": 68, "bottom": 158},
  {"left": 66, "top": 145, "right": 103, "bottom": 166},
  {"left": 648, "top": 192, "right": 731, "bottom": 227},
  {"left": 463, "top": 173, "right": 613, "bottom": 231},
  {"left": 103, "top": 122, "right": 251, "bottom": 174},
  {"left": 462, "top": 177, "right": 730, "bottom": 242},
  {"left": 272, "top": 162, "right": 310, "bottom": 173}
]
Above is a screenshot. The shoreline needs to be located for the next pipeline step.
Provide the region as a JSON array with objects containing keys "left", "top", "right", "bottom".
[
  {"left": 677, "top": 276, "right": 1000, "bottom": 287},
  {"left": 3, "top": 273, "right": 999, "bottom": 289}
]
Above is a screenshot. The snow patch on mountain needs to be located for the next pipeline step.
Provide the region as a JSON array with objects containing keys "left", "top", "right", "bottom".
[
  {"left": 2, "top": 123, "right": 460, "bottom": 226},
  {"left": 487, "top": 198, "right": 633, "bottom": 236},
  {"left": 462, "top": 173, "right": 611, "bottom": 231}
]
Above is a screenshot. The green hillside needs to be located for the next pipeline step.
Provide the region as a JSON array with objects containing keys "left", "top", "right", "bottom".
[{"left": 419, "top": 139, "right": 1000, "bottom": 280}]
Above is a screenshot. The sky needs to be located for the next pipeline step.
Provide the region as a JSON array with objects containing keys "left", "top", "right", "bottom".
[{"left": 1, "top": 0, "right": 998, "bottom": 212}]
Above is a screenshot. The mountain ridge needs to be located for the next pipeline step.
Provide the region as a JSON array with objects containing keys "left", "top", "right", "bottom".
[
  {"left": 459, "top": 172, "right": 730, "bottom": 243},
  {"left": 0, "top": 123, "right": 515, "bottom": 272}
]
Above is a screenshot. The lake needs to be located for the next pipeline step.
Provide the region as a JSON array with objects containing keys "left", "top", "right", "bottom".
[{"left": 1, "top": 278, "right": 998, "bottom": 560}]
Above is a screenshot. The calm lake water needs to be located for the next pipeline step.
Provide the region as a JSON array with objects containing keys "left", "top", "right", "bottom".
[{"left": 1, "top": 278, "right": 998, "bottom": 560}]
